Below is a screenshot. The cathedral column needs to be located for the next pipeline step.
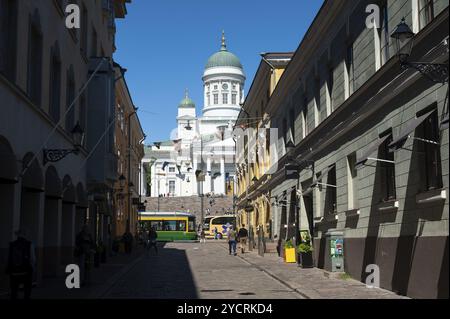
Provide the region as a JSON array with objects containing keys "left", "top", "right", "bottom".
[
  {"left": 220, "top": 157, "right": 225, "bottom": 195},
  {"left": 205, "top": 157, "right": 212, "bottom": 194},
  {"left": 193, "top": 155, "right": 198, "bottom": 195}
]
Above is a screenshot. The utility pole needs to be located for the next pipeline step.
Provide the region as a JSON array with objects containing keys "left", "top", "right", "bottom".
[{"left": 200, "top": 135, "right": 204, "bottom": 225}]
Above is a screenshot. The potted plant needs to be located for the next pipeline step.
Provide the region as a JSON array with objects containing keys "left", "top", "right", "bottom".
[
  {"left": 284, "top": 240, "right": 296, "bottom": 263},
  {"left": 297, "top": 235, "right": 314, "bottom": 268}
]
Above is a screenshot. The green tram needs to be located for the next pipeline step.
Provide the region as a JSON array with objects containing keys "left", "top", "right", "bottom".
[{"left": 138, "top": 212, "right": 197, "bottom": 242}]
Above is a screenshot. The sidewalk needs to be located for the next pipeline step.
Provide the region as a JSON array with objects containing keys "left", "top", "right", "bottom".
[
  {"left": 235, "top": 247, "right": 408, "bottom": 299},
  {"left": 1, "top": 246, "right": 145, "bottom": 300}
]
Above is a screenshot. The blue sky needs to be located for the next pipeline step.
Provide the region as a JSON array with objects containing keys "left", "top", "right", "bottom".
[{"left": 114, "top": 0, "right": 324, "bottom": 144}]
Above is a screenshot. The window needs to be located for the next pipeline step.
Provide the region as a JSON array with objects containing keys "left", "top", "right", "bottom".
[
  {"left": 27, "top": 11, "right": 43, "bottom": 107},
  {"left": 49, "top": 43, "right": 61, "bottom": 123},
  {"left": 379, "top": 133, "right": 396, "bottom": 201},
  {"left": 150, "top": 220, "right": 186, "bottom": 231},
  {"left": 325, "top": 166, "right": 337, "bottom": 215},
  {"left": 169, "top": 167, "right": 176, "bottom": 173},
  {"left": 213, "top": 94, "right": 218, "bottom": 105},
  {"left": 419, "top": 0, "right": 435, "bottom": 29},
  {"left": 417, "top": 109, "right": 442, "bottom": 191},
  {"left": 379, "top": 2, "right": 390, "bottom": 66},
  {"left": 65, "top": 66, "right": 76, "bottom": 132},
  {"left": 188, "top": 219, "right": 195, "bottom": 232},
  {"left": 289, "top": 108, "right": 295, "bottom": 143},
  {"left": 0, "top": 0, "right": 17, "bottom": 81},
  {"left": 345, "top": 44, "right": 354, "bottom": 98},
  {"left": 326, "top": 67, "right": 334, "bottom": 115},
  {"left": 232, "top": 93, "right": 237, "bottom": 105},
  {"left": 169, "top": 180, "right": 175, "bottom": 195},
  {"left": 222, "top": 93, "right": 228, "bottom": 104},
  {"left": 282, "top": 117, "right": 287, "bottom": 144},
  {"left": 302, "top": 103, "right": 309, "bottom": 138},
  {"left": 214, "top": 85, "right": 218, "bottom": 90},
  {"left": 313, "top": 81, "right": 320, "bottom": 126},
  {"left": 347, "top": 153, "right": 359, "bottom": 209}
]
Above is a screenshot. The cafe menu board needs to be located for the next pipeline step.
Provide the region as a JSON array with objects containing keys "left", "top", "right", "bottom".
[{"left": 330, "top": 238, "right": 344, "bottom": 257}]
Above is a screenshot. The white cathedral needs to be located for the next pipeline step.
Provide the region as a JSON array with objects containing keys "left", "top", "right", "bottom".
[{"left": 144, "top": 32, "right": 245, "bottom": 198}]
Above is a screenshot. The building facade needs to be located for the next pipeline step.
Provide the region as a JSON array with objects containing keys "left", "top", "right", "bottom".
[
  {"left": 236, "top": 52, "right": 293, "bottom": 252},
  {"left": 236, "top": 0, "right": 448, "bottom": 299},
  {"left": 144, "top": 32, "right": 245, "bottom": 203},
  {"left": 113, "top": 63, "right": 145, "bottom": 238},
  {"left": 0, "top": 0, "right": 131, "bottom": 292}
]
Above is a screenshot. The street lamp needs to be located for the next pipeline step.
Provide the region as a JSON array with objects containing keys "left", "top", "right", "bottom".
[
  {"left": 43, "top": 122, "right": 85, "bottom": 165},
  {"left": 391, "top": 18, "right": 449, "bottom": 83}
]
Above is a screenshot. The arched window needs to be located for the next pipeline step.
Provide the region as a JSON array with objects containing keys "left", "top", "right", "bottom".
[
  {"left": 0, "top": 0, "right": 18, "bottom": 81},
  {"left": 27, "top": 9, "right": 43, "bottom": 107},
  {"left": 49, "top": 42, "right": 62, "bottom": 123}
]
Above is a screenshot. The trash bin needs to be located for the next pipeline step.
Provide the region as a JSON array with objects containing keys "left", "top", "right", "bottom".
[{"left": 325, "top": 230, "right": 344, "bottom": 272}]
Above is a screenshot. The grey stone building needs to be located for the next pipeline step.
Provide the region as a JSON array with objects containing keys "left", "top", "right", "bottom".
[
  {"left": 0, "top": 0, "right": 131, "bottom": 293},
  {"left": 238, "top": 0, "right": 448, "bottom": 298}
]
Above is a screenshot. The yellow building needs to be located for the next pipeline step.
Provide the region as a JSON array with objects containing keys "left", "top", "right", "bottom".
[
  {"left": 235, "top": 53, "right": 292, "bottom": 250},
  {"left": 113, "top": 63, "right": 145, "bottom": 238}
]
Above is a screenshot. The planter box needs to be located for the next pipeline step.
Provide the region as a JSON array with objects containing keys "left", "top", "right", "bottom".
[
  {"left": 284, "top": 248, "right": 296, "bottom": 263},
  {"left": 298, "top": 251, "right": 314, "bottom": 268}
]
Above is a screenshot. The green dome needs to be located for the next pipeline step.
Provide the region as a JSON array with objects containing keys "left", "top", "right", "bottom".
[
  {"left": 205, "top": 31, "right": 243, "bottom": 70},
  {"left": 205, "top": 50, "right": 243, "bottom": 70},
  {"left": 179, "top": 90, "right": 195, "bottom": 108}
]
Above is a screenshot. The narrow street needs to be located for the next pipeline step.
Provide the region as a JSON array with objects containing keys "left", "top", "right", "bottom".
[{"left": 101, "top": 242, "right": 302, "bottom": 299}]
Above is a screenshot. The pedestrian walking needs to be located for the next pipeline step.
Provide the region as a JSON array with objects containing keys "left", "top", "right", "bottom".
[
  {"left": 200, "top": 229, "right": 206, "bottom": 244},
  {"left": 227, "top": 226, "right": 237, "bottom": 256},
  {"left": 147, "top": 227, "right": 158, "bottom": 255},
  {"left": 122, "top": 230, "right": 133, "bottom": 254},
  {"left": 75, "top": 225, "right": 95, "bottom": 286},
  {"left": 5, "top": 229, "right": 36, "bottom": 300},
  {"left": 238, "top": 225, "right": 249, "bottom": 254},
  {"left": 213, "top": 227, "right": 219, "bottom": 240}
]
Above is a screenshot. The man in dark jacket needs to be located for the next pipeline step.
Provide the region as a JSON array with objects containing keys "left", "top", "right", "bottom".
[
  {"left": 238, "top": 226, "right": 249, "bottom": 254},
  {"left": 5, "top": 229, "right": 35, "bottom": 300}
]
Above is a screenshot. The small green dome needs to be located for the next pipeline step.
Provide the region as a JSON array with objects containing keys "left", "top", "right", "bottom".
[
  {"left": 205, "top": 31, "right": 243, "bottom": 70},
  {"left": 179, "top": 90, "right": 195, "bottom": 108}
]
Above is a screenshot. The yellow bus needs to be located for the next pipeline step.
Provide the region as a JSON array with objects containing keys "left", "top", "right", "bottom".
[
  {"left": 203, "top": 215, "right": 236, "bottom": 239},
  {"left": 139, "top": 212, "right": 197, "bottom": 241}
]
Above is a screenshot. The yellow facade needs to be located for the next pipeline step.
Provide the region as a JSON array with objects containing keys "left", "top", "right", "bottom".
[
  {"left": 236, "top": 54, "right": 292, "bottom": 243},
  {"left": 113, "top": 64, "right": 145, "bottom": 238}
]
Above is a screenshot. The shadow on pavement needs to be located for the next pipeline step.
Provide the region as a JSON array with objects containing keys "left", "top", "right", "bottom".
[{"left": 106, "top": 242, "right": 198, "bottom": 299}]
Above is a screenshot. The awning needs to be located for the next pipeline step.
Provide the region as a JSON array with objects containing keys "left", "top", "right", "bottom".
[
  {"left": 389, "top": 110, "right": 436, "bottom": 151},
  {"left": 311, "top": 164, "right": 336, "bottom": 187},
  {"left": 356, "top": 134, "right": 391, "bottom": 169}
]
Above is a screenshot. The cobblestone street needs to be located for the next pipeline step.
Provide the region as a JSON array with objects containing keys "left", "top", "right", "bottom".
[{"left": 13, "top": 241, "right": 406, "bottom": 300}]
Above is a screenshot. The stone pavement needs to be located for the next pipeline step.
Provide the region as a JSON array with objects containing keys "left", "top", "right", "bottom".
[
  {"left": 234, "top": 244, "right": 408, "bottom": 299},
  {"left": 102, "top": 241, "right": 302, "bottom": 299},
  {"left": 0, "top": 241, "right": 409, "bottom": 299},
  {"left": 0, "top": 246, "right": 145, "bottom": 299}
]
